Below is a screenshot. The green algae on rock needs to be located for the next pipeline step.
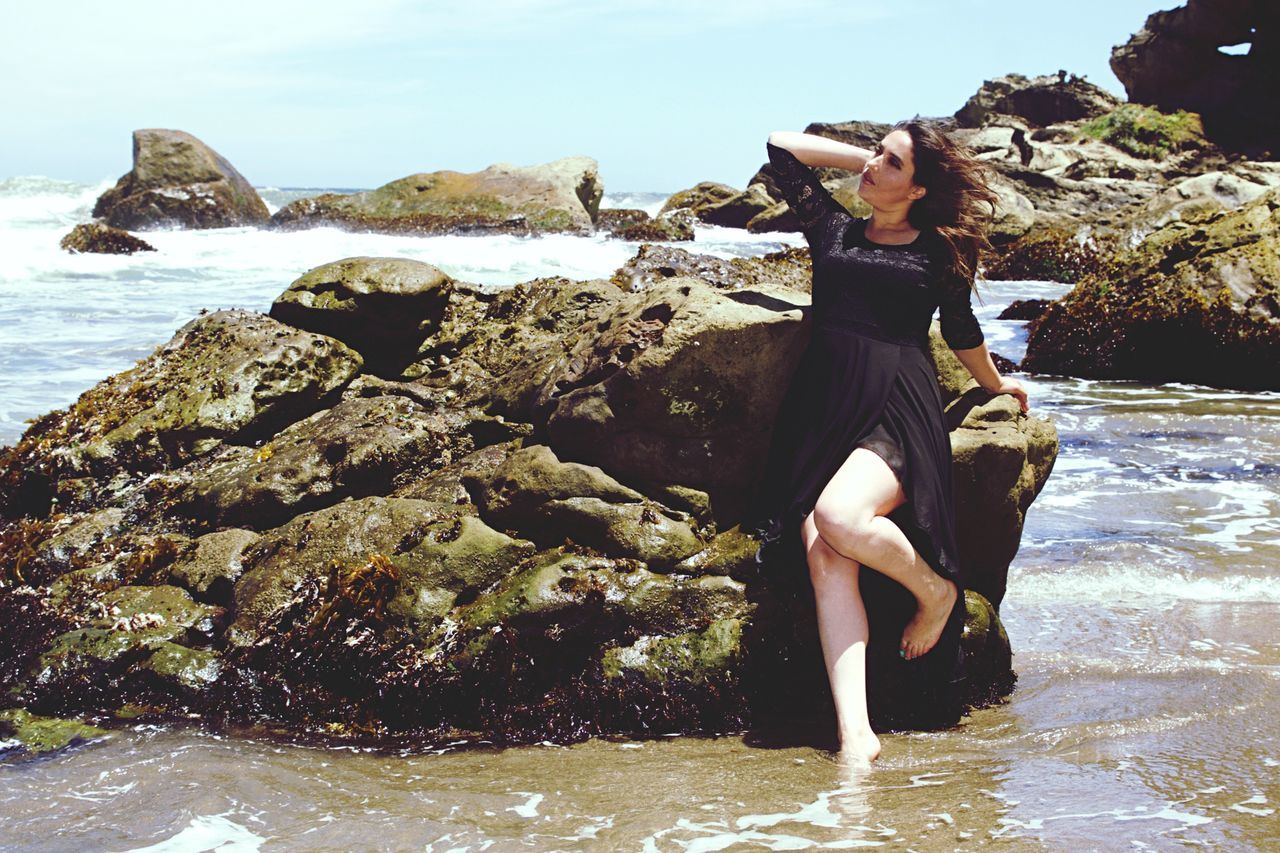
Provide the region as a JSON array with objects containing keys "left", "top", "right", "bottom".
[{"left": 0, "top": 708, "right": 110, "bottom": 763}]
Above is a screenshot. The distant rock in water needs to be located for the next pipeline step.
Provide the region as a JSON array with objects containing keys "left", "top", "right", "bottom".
[
  {"left": 997, "top": 299, "right": 1053, "bottom": 321},
  {"left": 594, "top": 207, "right": 695, "bottom": 241},
  {"left": 59, "top": 223, "right": 155, "bottom": 255},
  {"left": 1023, "top": 186, "right": 1280, "bottom": 391},
  {"left": 270, "top": 156, "right": 604, "bottom": 237},
  {"left": 92, "top": 129, "right": 269, "bottom": 230},
  {"left": 1111, "top": 0, "right": 1277, "bottom": 158}
]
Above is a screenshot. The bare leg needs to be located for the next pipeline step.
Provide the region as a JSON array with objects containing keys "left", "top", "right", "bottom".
[
  {"left": 802, "top": 511, "right": 881, "bottom": 765},
  {"left": 812, "top": 447, "right": 958, "bottom": 661}
]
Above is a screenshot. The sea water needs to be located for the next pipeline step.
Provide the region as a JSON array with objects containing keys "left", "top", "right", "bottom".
[{"left": 1, "top": 176, "right": 1277, "bottom": 849}]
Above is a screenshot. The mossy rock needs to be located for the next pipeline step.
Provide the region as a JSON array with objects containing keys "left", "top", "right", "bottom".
[
  {"left": 1023, "top": 186, "right": 1280, "bottom": 390},
  {"left": 985, "top": 225, "right": 1108, "bottom": 284},
  {"left": 167, "top": 528, "right": 260, "bottom": 606},
  {"left": 1078, "top": 103, "right": 1207, "bottom": 161},
  {"left": 0, "top": 309, "right": 362, "bottom": 518},
  {"left": 269, "top": 257, "right": 454, "bottom": 377},
  {"left": 0, "top": 708, "right": 110, "bottom": 763},
  {"left": 139, "top": 643, "right": 223, "bottom": 693},
  {"left": 269, "top": 156, "right": 601, "bottom": 237},
  {"left": 603, "top": 617, "right": 743, "bottom": 685}
]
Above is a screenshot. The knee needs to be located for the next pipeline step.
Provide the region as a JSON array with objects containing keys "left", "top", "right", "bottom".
[
  {"left": 806, "top": 531, "right": 859, "bottom": 586},
  {"left": 811, "top": 501, "right": 874, "bottom": 555}
]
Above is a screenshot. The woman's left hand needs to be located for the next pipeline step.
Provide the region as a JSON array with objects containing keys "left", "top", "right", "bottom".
[{"left": 991, "top": 377, "right": 1029, "bottom": 413}]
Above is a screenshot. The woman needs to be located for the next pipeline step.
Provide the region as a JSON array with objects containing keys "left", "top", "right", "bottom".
[{"left": 749, "top": 120, "right": 1029, "bottom": 766}]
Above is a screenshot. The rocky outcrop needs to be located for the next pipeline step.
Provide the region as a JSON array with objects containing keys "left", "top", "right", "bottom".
[
  {"left": 983, "top": 225, "right": 1108, "bottom": 283},
  {"left": 59, "top": 223, "right": 155, "bottom": 255},
  {"left": 954, "top": 71, "right": 1123, "bottom": 129},
  {"left": 0, "top": 309, "right": 362, "bottom": 519},
  {"left": 609, "top": 243, "right": 814, "bottom": 294},
  {"left": 0, "top": 246, "right": 1055, "bottom": 750},
  {"left": 1111, "top": 0, "right": 1277, "bottom": 158},
  {"left": 1022, "top": 186, "right": 1280, "bottom": 390},
  {"left": 594, "top": 208, "right": 696, "bottom": 241},
  {"left": 92, "top": 130, "right": 269, "bottom": 230},
  {"left": 951, "top": 111, "right": 1209, "bottom": 233},
  {"left": 269, "top": 156, "right": 603, "bottom": 237},
  {"left": 657, "top": 181, "right": 741, "bottom": 221}
]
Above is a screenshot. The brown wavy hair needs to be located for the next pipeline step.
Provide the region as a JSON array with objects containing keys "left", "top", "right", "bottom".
[{"left": 894, "top": 117, "right": 999, "bottom": 298}]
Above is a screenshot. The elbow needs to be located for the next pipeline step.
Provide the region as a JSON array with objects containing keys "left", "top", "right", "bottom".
[{"left": 944, "top": 332, "right": 984, "bottom": 351}]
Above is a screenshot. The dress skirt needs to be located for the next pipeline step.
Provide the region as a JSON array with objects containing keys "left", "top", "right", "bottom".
[{"left": 749, "top": 317, "right": 966, "bottom": 591}]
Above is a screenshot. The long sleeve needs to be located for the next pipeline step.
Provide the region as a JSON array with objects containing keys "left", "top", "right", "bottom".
[
  {"left": 938, "top": 272, "right": 985, "bottom": 349},
  {"left": 766, "top": 141, "right": 845, "bottom": 242}
]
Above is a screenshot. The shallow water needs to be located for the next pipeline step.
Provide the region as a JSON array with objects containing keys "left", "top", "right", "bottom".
[{"left": 1, "top": 178, "right": 1278, "bottom": 849}]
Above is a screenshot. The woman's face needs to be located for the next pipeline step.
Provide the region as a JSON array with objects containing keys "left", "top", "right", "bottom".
[{"left": 858, "top": 129, "right": 926, "bottom": 206}]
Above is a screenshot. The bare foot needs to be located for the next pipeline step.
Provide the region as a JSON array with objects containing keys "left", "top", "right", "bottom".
[
  {"left": 838, "top": 728, "right": 882, "bottom": 767},
  {"left": 900, "top": 578, "right": 958, "bottom": 660}
]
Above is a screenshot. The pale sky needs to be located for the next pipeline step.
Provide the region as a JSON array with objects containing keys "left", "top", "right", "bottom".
[{"left": 5, "top": 1, "right": 1174, "bottom": 192}]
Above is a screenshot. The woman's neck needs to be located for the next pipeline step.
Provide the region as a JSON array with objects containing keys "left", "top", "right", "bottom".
[{"left": 868, "top": 210, "right": 915, "bottom": 234}]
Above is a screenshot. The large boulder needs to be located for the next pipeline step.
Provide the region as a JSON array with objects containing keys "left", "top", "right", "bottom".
[
  {"left": 529, "top": 278, "right": 812, "bottom": 523},
  {"left": 656, "top": 181, "right": 742, "bottom": 221},
  {"left": 92, "top": 129, "right": 269, "bottom": 230},
  {"left": 594, "top": 207, "right": 696, "bottom": 242},
  {"left": 408, "top": 274, "right": 626, "bottom": 411},
  {"left": 269, "top": 156, "right": 603, "bottom": 236},
  {"left": 269, "top": 257, "right": 455, "bottom": 377},
  {"left": 608, "top": 242, "right": 814, "bottom": 294},
  {"left": 1022, "top": 186, "right": 1280, "bottom": 390},
  {"left": 0, "top": 244, "right": 1054, "bottom": 747},
  {"left": 1111, "top": 0, "right": 1278, "bottom": 158}
]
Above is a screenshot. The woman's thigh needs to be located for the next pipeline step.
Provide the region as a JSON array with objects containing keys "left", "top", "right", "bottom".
[{"left": 813, "top": 446, "right": 907, "bottom": 532}]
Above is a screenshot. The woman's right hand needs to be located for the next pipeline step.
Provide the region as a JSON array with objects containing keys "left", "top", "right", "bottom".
[{"left": 990, "top": 377, "right": 1029, "bottom": 413}]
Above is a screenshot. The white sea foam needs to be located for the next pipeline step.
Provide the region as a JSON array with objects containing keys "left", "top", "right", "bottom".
[
  {"left": 122, "top": 812, "right": 266, "bottom": 851},
  {"left": 1009, "top": 564, "right": 1280, "bottom": 605}
]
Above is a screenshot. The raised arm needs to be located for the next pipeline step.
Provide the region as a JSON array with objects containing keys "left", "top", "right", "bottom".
[
  {"left": 768, "top": 131, "right": 874, "bottom": 171},
  {"left": 764, "top": 137, "right": 849, "bottom": 242}
]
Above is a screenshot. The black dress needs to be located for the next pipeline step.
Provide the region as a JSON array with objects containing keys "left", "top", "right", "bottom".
[{"left": 748, "top": 141, "right": 984, "bottom": 680}]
